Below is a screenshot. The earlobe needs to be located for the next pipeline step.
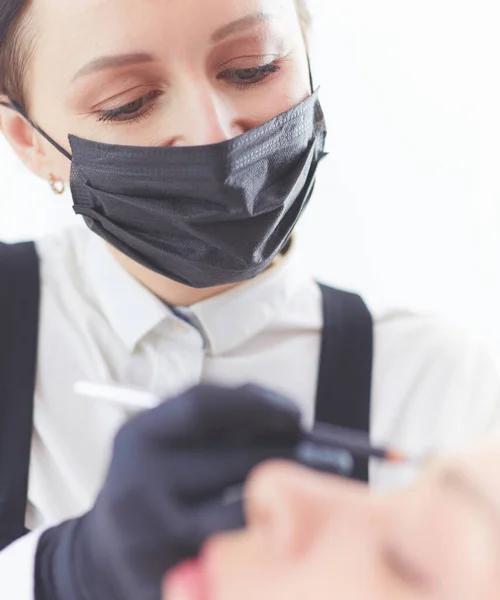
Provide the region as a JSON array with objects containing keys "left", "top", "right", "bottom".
[{"left": 0, "top": 103, "right": 48, "bottom": 179}]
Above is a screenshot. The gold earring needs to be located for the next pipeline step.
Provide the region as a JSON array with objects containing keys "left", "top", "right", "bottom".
[{"left": 49, "top": 174, "right": 65, "bottom": 195}]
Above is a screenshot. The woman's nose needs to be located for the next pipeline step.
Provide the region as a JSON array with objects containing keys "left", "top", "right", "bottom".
[
  {"left": 167, "top": 86, "right": 245, "bottom": 147},
  {"left": 244, "top": 461, "right": 364, "bottom": 557}
]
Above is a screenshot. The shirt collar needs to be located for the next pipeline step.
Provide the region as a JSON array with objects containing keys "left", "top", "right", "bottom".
[
  {"left": 84, "top": 235, "right": 171, "bottom": 352},
  {"left": 184, "top": 244, "right": 311, "bottom": 356},
  {"left": 84, "top": 233, "right": 311, "bottom": 356}
]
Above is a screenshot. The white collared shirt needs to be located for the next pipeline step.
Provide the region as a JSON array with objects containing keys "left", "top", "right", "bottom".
[{"left": 2, "top": 225, "right": 500, "bottom": 598}]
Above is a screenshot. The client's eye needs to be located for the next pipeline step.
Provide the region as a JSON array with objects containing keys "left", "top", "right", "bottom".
[
  {"left": 382, "top": 545, "right": 432, "bottom": 591},
  {"left": 97, "top": 90, "right": 162, "bottom": 124},
  {"left": 217, "top": 62, "right": 281, "bottom": 89}
]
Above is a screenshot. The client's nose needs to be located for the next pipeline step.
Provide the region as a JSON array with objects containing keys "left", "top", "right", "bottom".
[{"left": 244, "top": 461, "right": 365, "bottom": 557}]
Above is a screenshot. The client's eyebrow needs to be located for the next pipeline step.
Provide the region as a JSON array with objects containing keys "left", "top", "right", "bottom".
[
  {"left": 72, "top": 53, "right": 156, "bottom": 83},
  {"left": 439, "top": 467, "right": 500, "bottom": 533}
]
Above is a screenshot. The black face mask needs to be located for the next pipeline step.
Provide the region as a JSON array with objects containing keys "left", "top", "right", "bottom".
[{"left": 2, "top": 92, "right": 327, "bottom": 288}]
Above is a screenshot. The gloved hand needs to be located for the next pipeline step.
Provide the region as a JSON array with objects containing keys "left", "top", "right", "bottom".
[{"left": 35, "top": 384, "right": 302, "bottom": 600}]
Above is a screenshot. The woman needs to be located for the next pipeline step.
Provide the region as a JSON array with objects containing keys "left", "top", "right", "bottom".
[
  {"left": 164, "top": 438, "right": 500, "bottom": 600},
  {"left": 0, "top": 0, "right": 499, "bottom": 598}
]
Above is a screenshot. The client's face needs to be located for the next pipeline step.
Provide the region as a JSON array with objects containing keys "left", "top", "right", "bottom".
[{"left": 165, "top": 443, "right": 500, "bottom": 600}]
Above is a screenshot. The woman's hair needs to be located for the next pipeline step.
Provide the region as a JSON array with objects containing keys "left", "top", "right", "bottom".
[
  {"left": 0, "top": 0, "right": 311, "bottom": 111},
  {"left": 0, "top": 0, "right": 33, "bottom": 107}
]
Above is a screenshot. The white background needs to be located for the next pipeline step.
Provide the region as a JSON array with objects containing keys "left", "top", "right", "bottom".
[{"left": 1, "top": 0, "right": 499, "bottom": 343}]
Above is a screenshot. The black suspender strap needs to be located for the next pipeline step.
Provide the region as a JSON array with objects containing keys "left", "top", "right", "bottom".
[
  {"left": 0, "top": 242, "right": 40, "bottom": 550},
  {"left": 315, "top": 284, "right": 374, "bottom": 483}
]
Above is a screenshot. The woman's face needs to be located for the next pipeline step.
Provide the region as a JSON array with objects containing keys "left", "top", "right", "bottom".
[
  {"left": 165, "top": 443, "right": 500, "bottom": 600},
  {"left": 17, "top": 0, "right": 310, "bottom": 180}
]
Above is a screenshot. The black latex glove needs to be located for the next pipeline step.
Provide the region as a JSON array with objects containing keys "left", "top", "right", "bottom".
[{"left": 35, "top": 384, "right": 302, "bottom": 600}]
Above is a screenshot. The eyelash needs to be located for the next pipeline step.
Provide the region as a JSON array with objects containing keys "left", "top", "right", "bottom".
[
  {"left": 216, "top": 62, "right": 281, "bottom": 89},
  {"left": 96, "top": 62, "right": 281, "bottom": 124},
  {"left": 382, "top": 545, "right": 430, "bottom": 591},
  {"left": 97, "top": 90, "right": 162, "bottom": 124}
]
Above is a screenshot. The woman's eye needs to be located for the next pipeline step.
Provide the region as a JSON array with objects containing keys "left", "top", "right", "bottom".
[
  {"left": 97, "top": 90, "right": 161, "bottom": 124},
  {"left": 217, "top": 63, "right": 281, "bottom": 87}
]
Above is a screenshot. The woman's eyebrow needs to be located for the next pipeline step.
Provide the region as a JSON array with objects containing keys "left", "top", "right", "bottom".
[
  {"left": 70, "top": 12, "right": 274, "bottom": 83},
  {"left": 439, "top": 467, "right": 500, "bottom": 531},
  {"left": 72, "top": 53, "right": 156, "bottom": 83},
  {"left": 211, "top": 12, "right": 275, "bottom": 43}
]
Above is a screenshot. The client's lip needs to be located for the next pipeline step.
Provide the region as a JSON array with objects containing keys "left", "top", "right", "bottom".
[{"left": 164, "top": 554, "right": 212, "bottom": 600}]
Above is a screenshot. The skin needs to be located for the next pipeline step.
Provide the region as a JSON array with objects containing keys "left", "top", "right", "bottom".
[
  {"left": 164, "top": 442, "right": 500, "bottom": 600},
  {"left": 0, "top": 0, "right": 311, "bottom": 305}
]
